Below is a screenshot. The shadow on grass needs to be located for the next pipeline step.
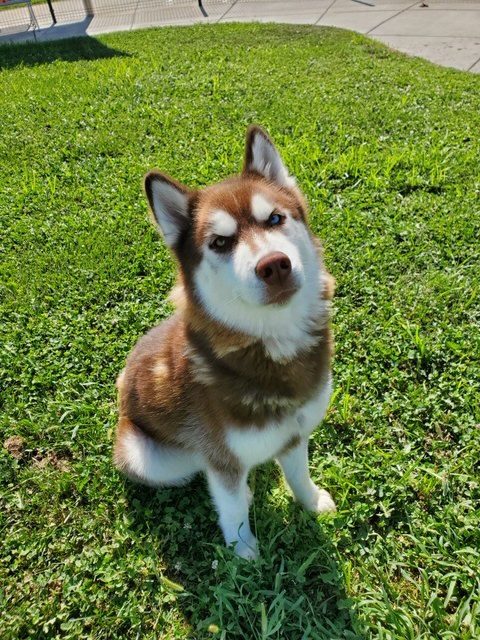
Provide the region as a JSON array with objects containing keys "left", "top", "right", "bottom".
[
  {"left": 0, "top": 22, "right": 129, "bottom": 70},
  {"left": 124, "top": 465, "right": 366, "bottom": 639}
]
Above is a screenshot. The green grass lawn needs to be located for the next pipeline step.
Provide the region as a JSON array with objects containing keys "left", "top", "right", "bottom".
[
  {"left": 1, "top": 23, "right": 479, "bottom": 640},
  {"left": 0, "top": 0, "right": 46, "bottom": 9}
]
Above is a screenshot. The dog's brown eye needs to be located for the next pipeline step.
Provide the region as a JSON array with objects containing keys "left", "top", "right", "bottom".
[
  {"left": 209, "top": 236, "right": 233, "bottom": 252},
  {"left": 268, "top": 212, "right": 284, "bottom": 227}
]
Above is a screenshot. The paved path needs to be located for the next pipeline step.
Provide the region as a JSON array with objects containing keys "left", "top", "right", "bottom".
[{"left": 1, "top": 0, "right": 479, "bottom": 73}]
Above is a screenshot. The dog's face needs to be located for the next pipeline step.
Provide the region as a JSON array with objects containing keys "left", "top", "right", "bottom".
[{"left": 145, "top": 127, "right": 327, "bottom": 354}]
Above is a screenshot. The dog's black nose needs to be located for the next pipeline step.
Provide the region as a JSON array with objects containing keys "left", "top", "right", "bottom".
[{"left": 255, "top": 252, "right": 292, "bottom": 286}]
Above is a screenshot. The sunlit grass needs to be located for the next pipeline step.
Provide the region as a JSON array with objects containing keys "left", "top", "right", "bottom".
[{"left": 1, "top": 23, "right": 479, "bottom": 639}]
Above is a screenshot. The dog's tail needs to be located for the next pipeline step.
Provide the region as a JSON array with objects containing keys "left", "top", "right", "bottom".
[{"left": 113, "top": 417, "right": 201, "bottom": 486}]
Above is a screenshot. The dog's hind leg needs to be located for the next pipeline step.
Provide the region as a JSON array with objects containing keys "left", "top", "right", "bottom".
[{"left": 114, "top": 417, "right": 202, "bottom": 487}]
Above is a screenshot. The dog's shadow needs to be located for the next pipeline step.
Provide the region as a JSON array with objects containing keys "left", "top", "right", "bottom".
[{"left": 124, "top": 465, "right": 366, "bottom": 639}]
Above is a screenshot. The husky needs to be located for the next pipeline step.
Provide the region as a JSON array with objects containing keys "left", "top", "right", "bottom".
[{"left": 114, "top": 126, "right": 336, "bottom": 559}]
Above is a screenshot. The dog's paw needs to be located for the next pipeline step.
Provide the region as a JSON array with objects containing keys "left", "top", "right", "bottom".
[
  {"left": 234, "top": 534, "right": 259, "bottom": 561},
  {"left": 304, "top": 488, "right": 337, "bottom": 514}
]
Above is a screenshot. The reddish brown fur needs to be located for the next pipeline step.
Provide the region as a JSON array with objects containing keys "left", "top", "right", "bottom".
[
  {"left": 115, "top": 139, "right": 333, "bottom": 483},
  {"left": 115, "top": 304, "right": 333, "bottom": 479}
]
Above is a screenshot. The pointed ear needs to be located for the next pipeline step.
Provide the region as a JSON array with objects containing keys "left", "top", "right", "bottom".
[
  {"left": 243, "top": 125, "right": 295, "bottom": 188},
  {"left": 144, "top": 171, "right": 191, "bottom": 248}
]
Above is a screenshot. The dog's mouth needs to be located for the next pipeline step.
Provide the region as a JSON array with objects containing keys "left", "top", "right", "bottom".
[{"left": 264, "top": 286, "right": 298, "bottom": 306}]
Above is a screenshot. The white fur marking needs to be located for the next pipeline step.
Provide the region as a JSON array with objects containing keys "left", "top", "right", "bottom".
[
  {"left": 152, "top": 360, "right": 169, "bottom": 379},
  {"left": 210, "top": 209, "right": 237, "bottom": 237},
  {"left": 249, "top": 133, "right": 295, "bottom": 188},
  {"left": 194, "top": 215, "right": 328, "bottom": 361},
  {"left": 206, "top": 469, "right": 258, "bottom": 559},
  {"left": 116, "top": 369, "right": 125, "bottom": 390},
  {"left": 226, "top": 377, "right": 332, "bottom": 469},
  {"left": 278, "top": 439, "right": 336, "bottom": 513},
  {"left": 277, "top": 376, "right": 335, "bottom": 512},
  {"left": 251, "top": 193, "right": 274, "bottom": 222},
  {"left": 121, "top": 429, "right": 203, "bottom": 486},
  {"left": 294, "top": 374, "right": 332, "bottom": 433},
  {"left": 186, "top": 346, "right": 216, "bottom": 385},
  {"left": 150, "top": 179, "right": 188, "bottom": 247}
]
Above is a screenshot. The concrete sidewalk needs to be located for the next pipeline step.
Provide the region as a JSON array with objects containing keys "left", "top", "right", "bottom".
[{"left": 1, "top": 0, "right": 479, "bottom": 73}]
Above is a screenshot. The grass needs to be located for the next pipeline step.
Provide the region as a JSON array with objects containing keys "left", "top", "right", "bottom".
[
  {"left": 0, "top": 23, "right": 479, "bottom": 640},
  {"left": 0, "top": 0, "right": 46, "bottom": 8}
]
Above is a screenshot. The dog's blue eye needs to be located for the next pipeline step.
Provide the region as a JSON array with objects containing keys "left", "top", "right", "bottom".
[{"left": 268, "top": 213, "right": 283, "bottom": 226}]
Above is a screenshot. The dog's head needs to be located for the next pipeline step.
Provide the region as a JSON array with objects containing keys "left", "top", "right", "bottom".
[{"left": 145, "top": 127, "right": 329, "bottom": 357}]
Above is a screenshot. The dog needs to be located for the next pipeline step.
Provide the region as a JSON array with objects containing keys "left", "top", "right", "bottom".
[{"left": 113, "top": 126, "right": 336, "bottom": 559}]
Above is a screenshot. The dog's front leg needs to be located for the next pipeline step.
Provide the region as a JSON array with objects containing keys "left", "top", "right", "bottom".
[
  {"left": 277, "top": 438, "right": 336, "bottom": 513},
  {"left": 206, "top": 467, "right": 258, "bottom": 559}
]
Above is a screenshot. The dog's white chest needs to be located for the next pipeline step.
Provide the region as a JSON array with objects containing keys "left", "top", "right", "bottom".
[{"left": 225, "top": 377, "right": 332, "bottom": 468}]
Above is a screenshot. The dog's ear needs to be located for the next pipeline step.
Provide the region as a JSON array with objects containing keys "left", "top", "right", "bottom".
[
  {"left": 144, "top": 171, "right": 192, "bottom": 248},
  {"left": 243, "top": 125, "right": 295, "bottom": 188}
]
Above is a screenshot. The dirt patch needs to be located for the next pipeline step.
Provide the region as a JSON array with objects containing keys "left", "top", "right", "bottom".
[
  {"left": 32, "top": 452, "right": 71, "bottom": 472},
  {"left": 3, "top": 437, "right": 71, "bottom": 471},
  {"left": 3, "top": 435, "right": 25, "bottom": 460}
]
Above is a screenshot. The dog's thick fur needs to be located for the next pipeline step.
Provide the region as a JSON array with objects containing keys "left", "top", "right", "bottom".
[{"left": 114, "top": 127, "right": 336, "bottom": 559}]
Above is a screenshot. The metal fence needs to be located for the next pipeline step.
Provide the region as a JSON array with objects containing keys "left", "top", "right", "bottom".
[
  {"left": 2, "top": 0, "right": 449, "bottom": 39},
  {"left": 0, "top": 0, "right": 234, "bottom": 37}
]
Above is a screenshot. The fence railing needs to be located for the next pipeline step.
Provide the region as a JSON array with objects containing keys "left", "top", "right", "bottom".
[{"left": 0, "top": 0, "right": 232, "bottom": 36}]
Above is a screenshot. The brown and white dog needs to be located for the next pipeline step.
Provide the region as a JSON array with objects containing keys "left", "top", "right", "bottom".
[{"left": 114, "top": 126, "right": 336, "bottom": 559}]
